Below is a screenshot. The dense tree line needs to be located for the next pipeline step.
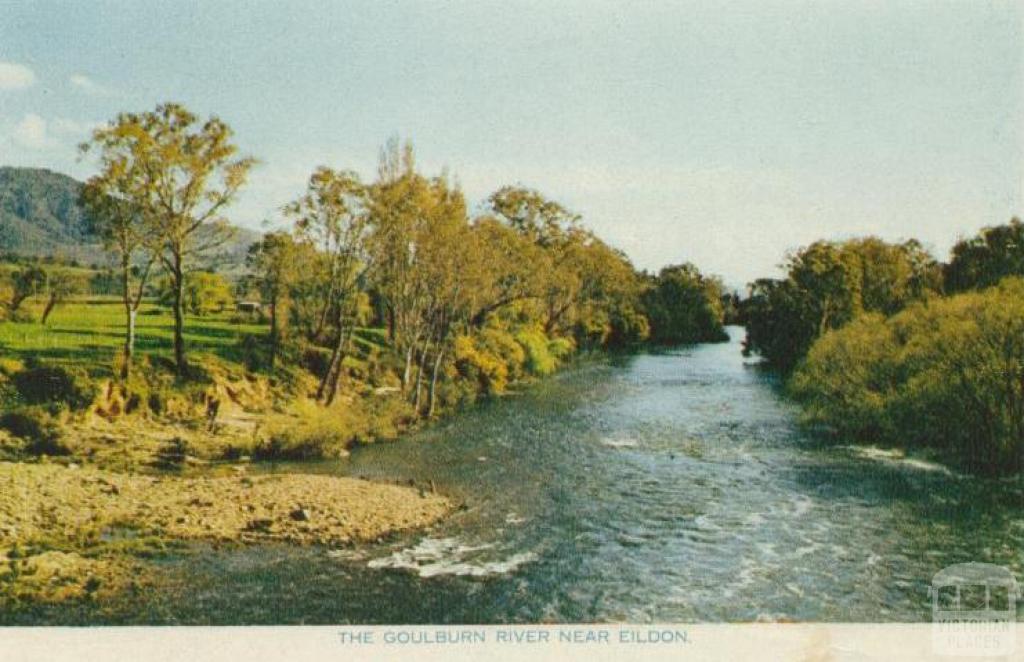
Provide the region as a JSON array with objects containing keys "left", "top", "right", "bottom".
[
  {"left": 642, "top": 263, "right": 728, "bottom": 344},
  {"left": 791, "top": 278, "right": 1023, "bottom": 473},
  {"left": 63, "top": 102, "right": 728, "bottom": 422},
  {"left": 742, "top": 237, "right": 942, "bottom": 372},
  {"left": 742, "top": 219, "right": 1024, "bottom": 473},
  {"left": 246, "top": 140, "right": 687, "bottom": 417}
]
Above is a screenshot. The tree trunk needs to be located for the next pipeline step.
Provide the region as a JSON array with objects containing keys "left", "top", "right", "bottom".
[
  {"left": 269, "top": 291, "right": 279, "bottom": 370},
  {"left": 386, "top": 305, "right": 396, "bottom": 343},
  {"left": 401, "top": 342, "right": 416, "bottom": 393},
  {"left": 312, "top": 289, "right": 334, "bottom": 341},
  {"left": 122, "top": 307, "right": 136, "bottom": 380},
  {"left": 40, "top": 295, "right": 56, "bottom": 325},
  {"left": 172, "top": 253, "right": 187, "bottom": 375},
  {"left": 120, "top": 255, "right": 135, "bottom": 381},
  {"left": 412, "top": 337, "right": 431, "bottom": 412},
  {"left": 427, "top": 346, "right": 445, "bottom": 418},
  {"left": 324, "top": 322, "right": 358, "bottom": 407},
  {"left": 8, "top": 292, "right": 27, "bottom": 314},
  {"left": 317, "top": 329, "right": 344, "bottom": 402}
]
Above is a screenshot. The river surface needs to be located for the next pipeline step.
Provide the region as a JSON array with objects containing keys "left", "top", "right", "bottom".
[{"left": 30, "top": 327, "right": 1024, "bottom": 623}]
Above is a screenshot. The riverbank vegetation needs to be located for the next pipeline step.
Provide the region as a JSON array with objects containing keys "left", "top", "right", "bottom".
[
  {"left": 0, "top": 101, "right": 734, "bottom": 606},
  {"left": 743, "top": 219, "right": 1024, "bottom": 474},
  {"left": 0, "top": 102, "right": 732, "bottom": 470}
]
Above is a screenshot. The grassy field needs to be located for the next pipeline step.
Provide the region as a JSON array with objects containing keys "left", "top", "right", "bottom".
[
  {"left": 0, "top": 298, "right": 267, "bottom": 376},
  {"left": 0, "top": 297, "right": 394, "bottom": 378}
]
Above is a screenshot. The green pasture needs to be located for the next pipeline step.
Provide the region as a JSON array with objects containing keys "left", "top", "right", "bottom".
[{"left": 0, "top": 298, "right": 267, "bottom": 376}]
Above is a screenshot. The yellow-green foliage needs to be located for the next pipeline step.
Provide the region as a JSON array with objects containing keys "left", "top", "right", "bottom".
[
  {"left": 514, "top": 326, "right": 562, "bottom": 376},
  {"left": 454, "top": 329, "right": 521, "bottom": 395},
  {"left": 0, "top": 358, "right": 24, "bottom": 377},
  {"left": 547, "top": 336, "right": 575, "bottom": 361},
  {"left": 254, "top": 395, "right": 414, "bottom": 459},
  {"left": 791, "top": 276, "right": 1024, "bottom": 473},
  {"left": 453, "top": 325, "right": 574, "bottom": 396}
]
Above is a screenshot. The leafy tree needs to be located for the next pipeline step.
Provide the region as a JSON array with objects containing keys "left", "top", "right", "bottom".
[
  {"left": 288, "top": 167, "right": 372, "bottom": 404},
  {"left": 944, "top": 217, "right": 1024, "bottom": 293},
  {"left": 80, "top": 178, "right": 156, "bottom": 379},
  {"left": 743, "top": 237, "right": 940, "bottom": 371},
  {"left": 246, "top": 231, "right": 300, "bottom": 369},
  {"left": 185, "top": 271, "right": 233, "bottom": 315},
  {"left": 367, "top": 139, "right": 454, "bottom": 397},
  {"left": 407, "top": 175, "right": 473, "bottom": 416},
  {"left": 463, "top": 216, "right": 545, "bottom": 328},
  {"left": 486, "top": 186, "right": 590, "bottom": 336},
  {"left": 487, "top": 185, "right": 581, "bottom": 248},
  {"left": 3, "top": 265, "right": 45, "bottom": 317},
  {"left": 844, "top": 237, "right": 941, "bottom": 314},
  {"left": 80, "top": 102, "right": 255, "bottom": 375},
  {"left": 643, "top": 263, "right": 727, "bottom": 345},
  {"left": 156, "top": 271, "right": 232, "bottom": 315},
  {"left": 40, "top": 269, "right": 86, "bottom": 324}
]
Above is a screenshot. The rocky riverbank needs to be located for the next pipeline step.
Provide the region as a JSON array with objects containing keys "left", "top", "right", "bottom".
[{"left": 0, "top": 461, "right": 452, "bottom": 605}]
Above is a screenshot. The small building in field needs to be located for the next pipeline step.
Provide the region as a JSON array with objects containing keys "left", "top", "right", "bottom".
[{"left": 236, "top": 301, "right": 262, "bottom": 314}]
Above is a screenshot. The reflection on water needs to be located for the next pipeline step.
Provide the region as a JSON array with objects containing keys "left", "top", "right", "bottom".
[{"left": 17, "top": 327, "right": 1024, "bottom": 624}]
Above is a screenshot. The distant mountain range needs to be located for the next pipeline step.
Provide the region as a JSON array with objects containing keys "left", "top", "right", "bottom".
[{"left": 0, "top": 166, "right": 260, "bottom": 272}]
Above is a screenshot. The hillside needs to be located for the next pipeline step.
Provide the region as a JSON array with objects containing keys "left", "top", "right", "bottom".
[
  {"left": 0, "top": 167, "right": 95, "bottom": 257},
  {"left": 0, "top": 166, "right": 259, "bottom": 270}
]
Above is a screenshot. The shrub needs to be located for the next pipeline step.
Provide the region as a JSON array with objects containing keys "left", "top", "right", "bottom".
[
  {"left": 12, "top": 364, "right": 96, "bottom": 410},
  {"left": 153, "top": 436, "right": 190, "bottom": 469},
  {"left": 0, "top": 408, "right": 70, "bottom": 455},
  {"left": 791, "top": 277, "right": 1024, "bottom": 474},
  {"left": 454, "top": 334, "right": 511, "bottom": 395},
  {"left": 547, "top": 336, "right": 576, "bottom": 361},
  {"left": 789, "top": 314, "right": 897, "bottom": 440},
  {"left": 515, "top": 326, "right": 560, "bottom": 376},
  {"left": 255, "top": 404, "right": 352, "bottom": 460},
  {"left": 0, "top": 358, "right": 24, "bottom": 377}
]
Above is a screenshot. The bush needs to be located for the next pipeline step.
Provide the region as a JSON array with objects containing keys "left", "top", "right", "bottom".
[
  {"left": 253, "top": 392, "right": 417, "bottom": 460},
  {"left": 547, "top": 336, "right": 576, "bottom": 361},
  {"left": 515, "top": 326, "right": 560, "bottom": 376},
  {"left": 789, "top": 314, "right": 897, "bottom": 440},
  {"left": 0, "top": 408, "right": 70, "bottom": 455},
  {"left": 454, "top": 331, "right": 518, "bottom": 395},
  {"left": 12, "top": 364, "right": 96, "bottom": 410},
  {"left": 153, "top": 436, "right": 190, "bottom": 469},
  {"left": 791, "top": 276, "right": 1024, "bottom": 474},
  {"left": 0, "top": 358, "right": 24, "bottom": 377},
  {"left": 255, "top": 402, "right": 353, "bottom": 460}
]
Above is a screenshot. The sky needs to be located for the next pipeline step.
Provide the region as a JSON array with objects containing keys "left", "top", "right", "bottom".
[{"left": 0, "top": 1, "right": 1020, "bottom": 288}]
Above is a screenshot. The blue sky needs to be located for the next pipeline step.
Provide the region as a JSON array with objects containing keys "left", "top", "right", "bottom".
[{"left": 0, "top": 1, "right": 1020, "bottom": 287}]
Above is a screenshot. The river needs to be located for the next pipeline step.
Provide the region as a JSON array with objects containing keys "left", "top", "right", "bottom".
[{"left": 42, "top": 327, "right": 1024, "bottom": 623}]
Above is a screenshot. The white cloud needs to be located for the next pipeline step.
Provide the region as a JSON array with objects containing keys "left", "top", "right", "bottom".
[
  {"left": 12, "top": 113, "right": 57, "bottom": 150},
  {"left": 69, "top": 73, "right": 109, "bottom": 95},
  {"left": 0, "top": 61, "right": 35, "bottom": 90}
]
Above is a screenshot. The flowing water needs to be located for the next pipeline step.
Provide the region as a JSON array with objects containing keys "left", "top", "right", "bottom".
[{"left": 21, "top": 328, "right": 1024, "bottom": 623}]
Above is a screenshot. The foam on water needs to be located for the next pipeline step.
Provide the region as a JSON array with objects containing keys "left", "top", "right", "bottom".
[
  {"left": 368, "top": 537, "right": 537, "bottom": 578},
  {"left": 847, "top": 445, "right": 957, "bottom": 476},
  {"left": 790, "top": 495, "right": 813, "bottom": 517},
  {"left": 326, "top": 549, "right": 367, "bottom": 561},
  {"left": 600, "top": 435, "right": 639, "bottom": 448}
]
